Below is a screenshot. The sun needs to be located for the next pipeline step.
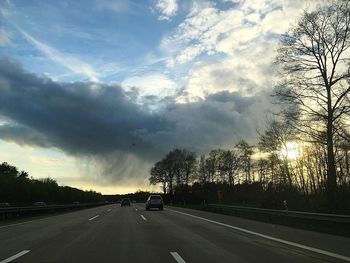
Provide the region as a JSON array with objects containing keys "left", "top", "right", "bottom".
[{"left": 280, "top": 142, "right": 300, "bottom": 160}]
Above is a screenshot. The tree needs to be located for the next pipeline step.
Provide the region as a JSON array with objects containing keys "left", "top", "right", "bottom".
[
  {"left": 259, "top": 120, "right": 295, "bottom": 187},
  {"left": 218, "top": 150, "right": 240, "bottom": 187},
  {"left": 275, "top": 0, "right": 350, "bottom": 206},
  {"left": 236, "top": 140, "right": 253, "bottom": 183},
  {"left": 182, "top": 150, "right": 197, "bottom": 189},
  {"left": 149, "top": 161, "right": 168, "bottom": 194}
]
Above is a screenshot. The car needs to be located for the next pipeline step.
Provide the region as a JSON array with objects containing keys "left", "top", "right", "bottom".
[
  {"left": 145, "top": 195, "right": 163, "bottom": 210},
  {"left": 121, "top": 198, "right": 131, "bottom": 207},
  {"left": 33, "top": 201, "right": 46, "bottom": 206}
]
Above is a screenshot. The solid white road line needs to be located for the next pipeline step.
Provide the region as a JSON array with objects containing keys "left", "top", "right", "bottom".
[
  {"left": 167, "top": 208, "right": 350, "bottom": 262},
  {"left": 0, "top": 250, "right": 30, "bottom": 263},
  {"left": 140, "top": 215, "right": 147, "bottom": 221},
  {"left": 88, "top": 215, "right": 99, "bottom": 221},
  {"left": 170, "top": 252, "right": 186, "bottom": 263}
]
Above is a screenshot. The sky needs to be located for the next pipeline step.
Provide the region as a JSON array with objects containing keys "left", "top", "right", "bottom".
[{"left": 0, "top": 0, "right": 323, "bottom": 194}]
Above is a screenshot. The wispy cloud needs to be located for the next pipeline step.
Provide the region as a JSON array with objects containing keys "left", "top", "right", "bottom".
[
  {"left": 16, "top": 26, "right": 99, "bottom": 82},
  {"left": 154, "top": 0, "right": 178, "bottom": 21}
]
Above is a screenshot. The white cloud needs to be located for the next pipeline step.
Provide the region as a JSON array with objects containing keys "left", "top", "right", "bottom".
[
  {"left": 122, "top": 73, "right": 179, "bottom": 99},
  {"left": 160, "top": 0, "right": 325, "bottom": 101},
  {"left": 154, "top": 0, "right": 178, "bottom": 21},
  {"left": 17, "top": 27, "right": 99, "bottom": 82}
]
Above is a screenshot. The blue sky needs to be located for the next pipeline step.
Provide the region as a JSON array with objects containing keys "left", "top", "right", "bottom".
[{"left": 0, "top": 0, "right": 322, "bottom": 193}]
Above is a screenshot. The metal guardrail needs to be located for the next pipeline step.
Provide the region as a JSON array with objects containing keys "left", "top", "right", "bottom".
[
  {"left": 207, "top": 204, "right": 350, "bottom": 222},
  {"left": 0, "top": 202, "right": 110, "bottom": 219},
  {"left": 206, "top": 204, "right": 350, "bottom": 236}
]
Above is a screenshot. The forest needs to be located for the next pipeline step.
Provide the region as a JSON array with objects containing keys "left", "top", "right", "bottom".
[
  {"left": 149, "top": 1, "right": 350, "bottom": 213},
  {"left": 0, "top": 162, "right": 103, "bottom": 205}
]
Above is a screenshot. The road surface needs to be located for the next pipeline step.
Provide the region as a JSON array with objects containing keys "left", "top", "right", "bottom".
[{"left": 0, "top": 203, "right": 349, "bottom": 262}]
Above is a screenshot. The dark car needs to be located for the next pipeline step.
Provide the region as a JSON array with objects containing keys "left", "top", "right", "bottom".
[
  {"left": 33, "top": 201, "right": 46, "bottom": 206},
  {"left": 121, "top": 198, "right": 131, "bottom": 207},
  {"left": 145, "top": 195, "right": 163, "bottom": 210}
]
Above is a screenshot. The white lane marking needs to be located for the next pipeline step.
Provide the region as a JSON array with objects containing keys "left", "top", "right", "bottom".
[
  {"left": 135, "top": 208, "right": 138, "bottom": 211},
  {"left": 167, "top": 208, "right": 350, "bottom": 262},
  {"left": 107, "top": 209, "right": 111, "bottom": 212},
  {"left": 1, "top": 250, "right": 30, "bottom": 263},
  {"left": 88, "top": 215, "right": 99, "bottom": 221},
  {"left": 0, "top": 206, "right": 114, "bottom": 229},
  {"left": 170, "top": 252, "right": 186, "bottom": 263},
  {"left": 140, "top": 215, "right": 147, "bottom": 221}
]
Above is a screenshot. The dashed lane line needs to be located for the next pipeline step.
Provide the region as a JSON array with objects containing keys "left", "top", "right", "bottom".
[
  {"left": 170, "top": 252, "right": 186, "bottom": 263},
  {"left": 0, "top": 250, "right": 30, "bottom": 263},
  {"left": 88, "top": 215, "right": 99, "bottom": 221}
]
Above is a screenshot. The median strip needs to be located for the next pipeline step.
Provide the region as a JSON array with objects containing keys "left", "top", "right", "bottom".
[
  {"left": 1, "top": 250, "right": 30, "bottom": 263},
  {"left": 88, "top": 215, "right": 99, "bottom": 221},
  {"left": 167, "top": 208, "right": 350, "bottom": 262},
  {"left": 140, "top": 215, "right": 146, "bottom": 221},
  {"left": 170, "top": 252, "right": 186, "bottom": 263}
]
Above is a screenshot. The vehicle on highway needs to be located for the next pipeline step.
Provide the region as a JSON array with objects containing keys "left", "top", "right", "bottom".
[
  {"left": 145, "top": 195, "right": 163, "bottom": 210},
  {"left": 33, "top": 201, "right": 46, "bottom": 206},
  {"left": 121, "top": 198, "right": 131, "bottom": 207}
]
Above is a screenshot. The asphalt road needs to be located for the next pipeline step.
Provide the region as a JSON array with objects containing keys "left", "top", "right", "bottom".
[{"left": 0, "top": 203, "right": 349, "bottom": 263}]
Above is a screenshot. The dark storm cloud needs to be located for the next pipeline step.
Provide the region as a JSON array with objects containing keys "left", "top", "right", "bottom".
[
  {"left": 0, "top": 57, "right": 170, "bottom": 159},
  {"left": 0, "top": 56, "right": 272, "bottom": 169}
]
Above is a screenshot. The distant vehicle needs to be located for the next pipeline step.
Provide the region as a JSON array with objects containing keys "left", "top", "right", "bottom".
[
  {"left": 33, "top": 202, "right": 46, "bottom": 206},
  {"left": 0, "top": 202, "right": 10, "bottom": 207},
  {"left": 72, "top": 201, "right": 80, "bottom": 205},
  {"left": 121, "top": 198, "right": 131, "bottom": 207},
  {"left": 145, "top": 195, "right": 163, "bottom": 210}
]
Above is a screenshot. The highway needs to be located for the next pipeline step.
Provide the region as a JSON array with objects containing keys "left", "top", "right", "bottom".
[{"left": 0, "top": 204, "right": 349, "bottom": 263}]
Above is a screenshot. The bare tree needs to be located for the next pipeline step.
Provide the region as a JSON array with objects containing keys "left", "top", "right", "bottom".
[
  {"left": 149, "top": 160, "right": 169, "bottom": 194},
  {"left": 236, "top": 140, "right": 253, "bottom": 183},
  {"left": 259, "top": 120, "right": 295, "bottom": 187},
  {"left": 218, "top": 150, "right": 240, "bottom": 187},
  {"left": 275, "top": 0, "right": 350, "bottom": 205}
]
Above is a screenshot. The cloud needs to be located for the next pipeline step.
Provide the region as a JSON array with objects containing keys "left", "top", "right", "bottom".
[
  {"left": 0, "top": 56, "right": 273, "bottom": 183},
  {"left": 16, "top": 27, "right": 99, "bottom": 82},
  {"left": 159, "top": 0, "right": 325, "bottom": 102},
  {"left": 122, "top": 73, "right": 179, "bottom": 99},
  {"left": 154, "top": 0, "right": 178, "bottom": 21}
]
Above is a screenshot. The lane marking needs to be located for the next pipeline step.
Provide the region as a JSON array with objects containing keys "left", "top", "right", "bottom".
[
  {"left": 1, "top": 250, "right": 30, "bottom": 263},
  {"left": 88, "top": 215, "right": 99, "bottom": 221},
  {"left": 107, "top": 209, "right": 111, "bottom": 212},
  {"left": 170, "top": 252, "right": 186, "bottom": 263},
  {"left": 140, "top": 215, "right": 147, "bottom": 221},
  {"left": 0, "top": 206, "right": 114, "bottom": 229},
  {"left": 135, "top": 208, "right": 138, "bottom": 211},
  {"left": 167, "top": 208, "right": 350, "bottom": 262}
]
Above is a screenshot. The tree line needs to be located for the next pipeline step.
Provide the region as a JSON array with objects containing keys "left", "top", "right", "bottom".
[
  {"left": 149, "top": 0, "right": 350, "bottom": 212},
  {"left": 0, "top": 162, "right": 103, "bottom": 205}
]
